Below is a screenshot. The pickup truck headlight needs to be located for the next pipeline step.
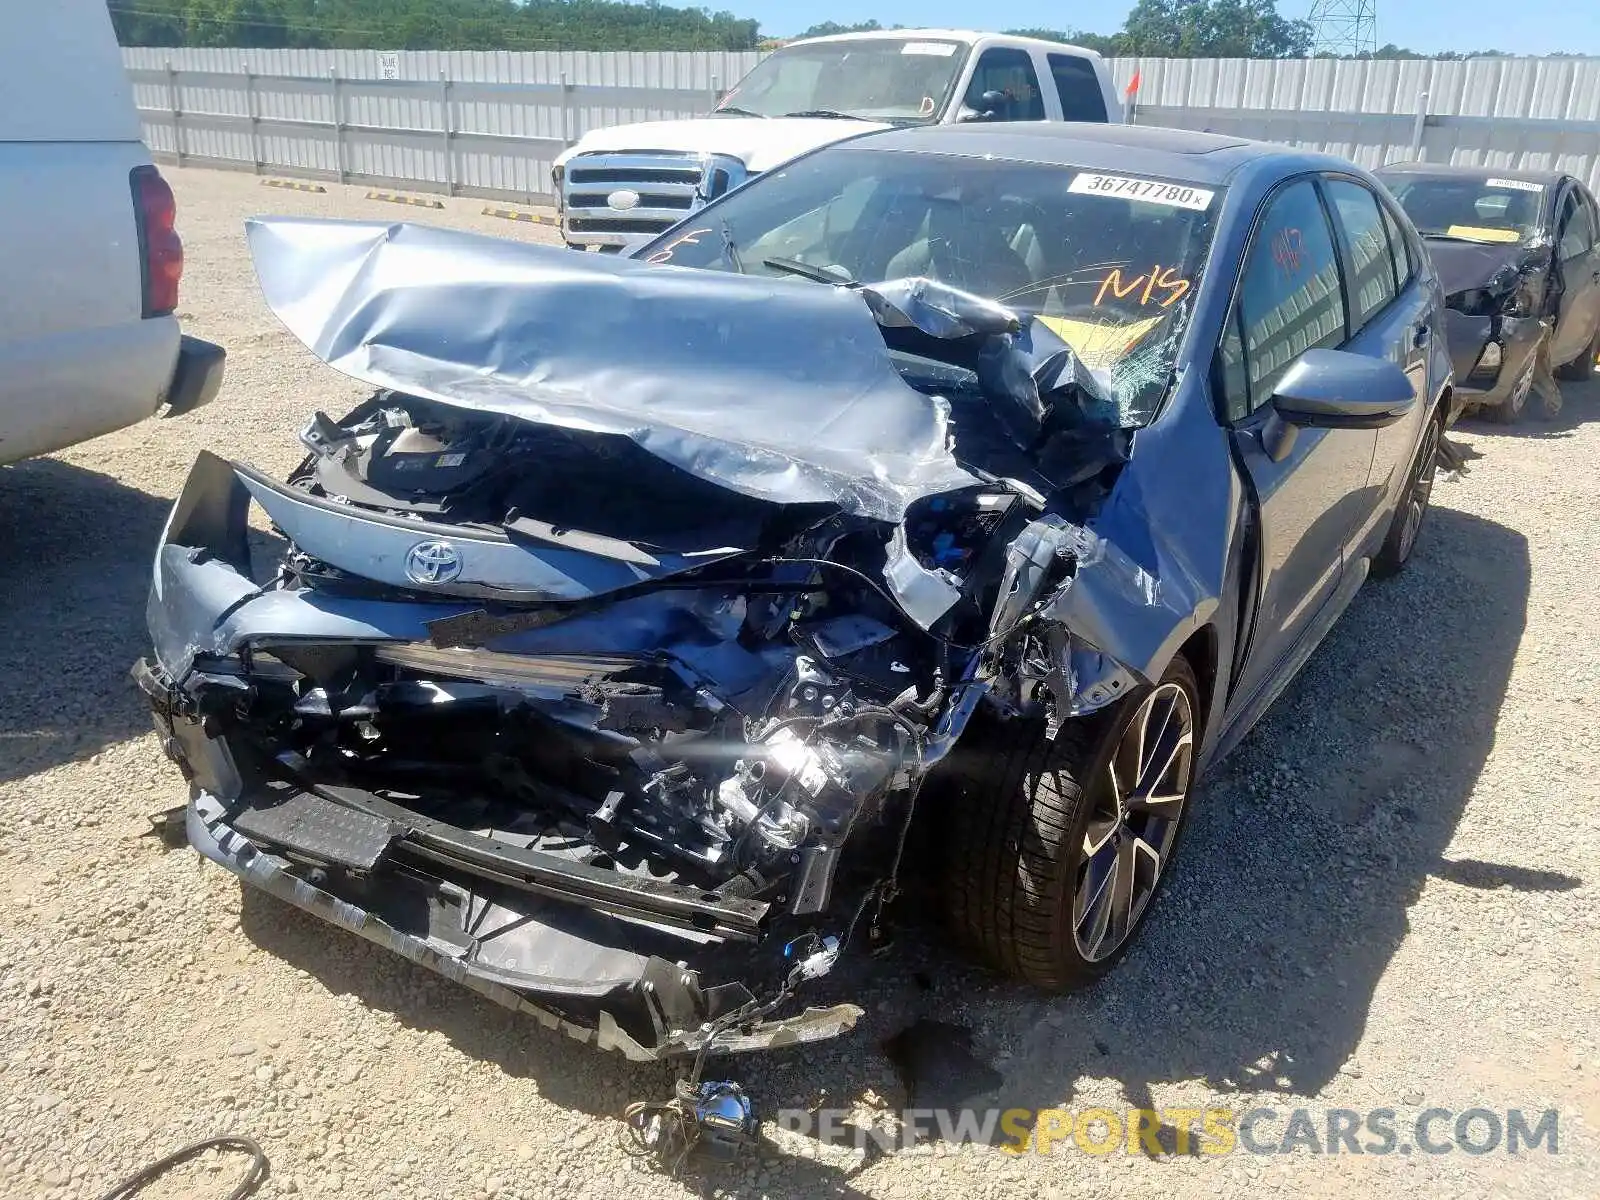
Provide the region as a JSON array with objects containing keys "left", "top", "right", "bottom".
[{"left": 551, "top": 164, "right": 566, "bottom": 213}]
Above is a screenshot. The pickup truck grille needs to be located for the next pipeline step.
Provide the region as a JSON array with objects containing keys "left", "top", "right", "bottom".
[{"left": 559, "top": 152, "right": 749, "bottom": 253}]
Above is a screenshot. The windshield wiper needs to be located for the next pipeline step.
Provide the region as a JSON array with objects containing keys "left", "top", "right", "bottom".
[
  {"left": 780, "top": 109, "right": 871, "bottom": 121},
  {"left": 712, "top": 105, "right": 766, "bottom": 118},
  {"left": 1420, "top": 229, "right": 1521, "bottom": 245},
  {"left": 762, "top": 257, "right": 855, "bottom": 286}
]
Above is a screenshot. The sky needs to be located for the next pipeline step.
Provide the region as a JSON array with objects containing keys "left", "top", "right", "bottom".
[{"left": 744, "top": 1, "right": 1600, "bottom": 58}]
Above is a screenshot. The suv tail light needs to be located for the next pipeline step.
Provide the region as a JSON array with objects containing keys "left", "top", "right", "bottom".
[{"left": 131, "top": 165, "right": 183, "bottom": 318}]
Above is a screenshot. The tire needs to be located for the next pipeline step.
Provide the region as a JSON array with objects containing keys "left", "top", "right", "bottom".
[
  {"left": 1554, "top": 321, "right": 1600, "bottom": 382},
  {"left": 942, "top": 655, "right": 1201, "bottom": 992},
  {"left": 1372, "top": 408, "right": 1443, "bottom": 579},
  {"left": 1482, "top": 352, "right": 1535, "bottom": 424}
]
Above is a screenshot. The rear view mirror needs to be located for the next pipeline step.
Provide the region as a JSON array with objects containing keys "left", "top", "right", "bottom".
[{"left": 1263, "top": 348, "right": 1416, "bottom": 462}]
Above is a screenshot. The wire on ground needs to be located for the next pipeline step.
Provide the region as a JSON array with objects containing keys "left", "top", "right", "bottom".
[{"left": 93, "top": 1135, "right": 268, "bottom": 1200}]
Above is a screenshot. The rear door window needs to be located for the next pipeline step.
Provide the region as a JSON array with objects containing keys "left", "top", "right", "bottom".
[
  {"left": 965, "top": 47, "right": 1046, "bottom": 121},
  {"left": 1324, "top": 179, "right": 1399, "bottom": 333},
  {"left": 1047, "top": 53, "right": 1109, "bottom": 122}
]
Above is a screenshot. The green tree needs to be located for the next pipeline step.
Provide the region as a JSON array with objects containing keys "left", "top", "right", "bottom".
[
  {"left": 796, "top": 20, "right": 883, "bottom": 38},
  {"left": 1120, "top": 0, "right": 1313, "bottom": 58},
  {"left": 1005, "top": 27, "right": 1123, "bottom": 55},
  {"left": 109, "top": 0, "right": 764, "bottom": 51}
]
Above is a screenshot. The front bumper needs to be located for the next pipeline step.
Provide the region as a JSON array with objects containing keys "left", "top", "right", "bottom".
[
  {"left": 135, "top": 660, "right": 861, "bottom": 1061},
  {"left": 137, "top": 455, "right": 863, "bottom": 1060},
  {"left": 1445, "top": 311, "right": 1543, "bottom": 413}
]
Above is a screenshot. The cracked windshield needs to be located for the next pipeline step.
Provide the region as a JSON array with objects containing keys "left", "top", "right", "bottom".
[
  {"left": 646, "top": 145, "right": 1223, "bottom": 424},
  {"left": 712, "top": 36, "right": 968, "bottom": 122}
]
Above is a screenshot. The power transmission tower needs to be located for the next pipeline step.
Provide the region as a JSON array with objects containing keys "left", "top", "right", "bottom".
[{"left": 1308, "top": 0, "right": 1379, "bottom": 57}]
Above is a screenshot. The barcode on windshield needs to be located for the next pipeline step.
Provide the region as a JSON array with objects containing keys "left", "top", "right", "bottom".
[
  {"left": 1487, "top": 177, "right": 1544, "bottom": 193},
  {"left": 1069, "top": 173, "right": 1216, "bottom": 210}
]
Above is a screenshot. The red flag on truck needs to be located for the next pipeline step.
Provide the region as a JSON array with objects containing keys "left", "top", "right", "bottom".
[{"left": 1125, "top": 70, "right": 1142, "bottom": 98}]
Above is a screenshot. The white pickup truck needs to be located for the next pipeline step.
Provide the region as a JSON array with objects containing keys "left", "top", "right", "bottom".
[
  {"left": 0, "top": 0, "right": 223, "bottom": 466},
  {"left": 553, "top": 29, "right": 1123, "bottom": 253}
]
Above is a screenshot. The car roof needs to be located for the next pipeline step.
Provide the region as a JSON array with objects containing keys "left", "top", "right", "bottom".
[
  {"left": 1376, "top": 161, "right": 1568, "bottom": 187},
  {"left": 791, "top": 29, "right": 1101, "bottom": 55},
  {"left": 839, "top": 122, "right": 1324, "bottom": 187}
]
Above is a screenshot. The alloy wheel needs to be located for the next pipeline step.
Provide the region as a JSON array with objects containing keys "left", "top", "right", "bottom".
[
  {"left": 1396, "top": 418, "right": 1442, "bottom": 563},
  {"left": 1072, "top": 682, "right": 1196, "bottom": 963}
]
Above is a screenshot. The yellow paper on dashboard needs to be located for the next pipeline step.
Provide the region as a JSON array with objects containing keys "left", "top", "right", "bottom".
[
  {"left": 1037, "top": 314, "right": 1165, "bottom": 371},
  {"left": 1445, "top": 225, "right": 1521, "bottom": 244}
]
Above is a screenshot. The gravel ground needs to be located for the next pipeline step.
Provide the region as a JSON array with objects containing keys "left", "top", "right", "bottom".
[{"left": 2, "top": 166, "right": 1598, "bottom": 1200}]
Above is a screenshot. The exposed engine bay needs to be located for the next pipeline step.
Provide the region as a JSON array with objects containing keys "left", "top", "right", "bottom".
[{"left": 263, "top": 385, "right": 1089, "bottom": 926}]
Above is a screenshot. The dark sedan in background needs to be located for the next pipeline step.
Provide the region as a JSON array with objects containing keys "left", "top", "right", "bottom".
[
  {"left": 1379, "top": 163, "right": 1600, "bottom": 422},
  {"left": 140, "top": 124, "right": 1453, "bottom": 1063}
]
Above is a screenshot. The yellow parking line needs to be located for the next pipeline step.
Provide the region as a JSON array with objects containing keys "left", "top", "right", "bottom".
[
  {"left": 482, "top": 206, "right": 559, "bottom": 226},
  {"left": 366, "top": 191, "right": 445, "bottom": 209}
]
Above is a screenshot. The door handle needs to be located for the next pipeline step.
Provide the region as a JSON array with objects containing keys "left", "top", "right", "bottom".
[{"left": 1413, "top": 323, "right": 1431, "bottom": 347}]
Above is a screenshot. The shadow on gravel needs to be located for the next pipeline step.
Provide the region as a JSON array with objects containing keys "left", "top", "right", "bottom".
[
  {"left": 0, "top": 458, "right": 172, "bottom": 785},
  {"left": 232, "top": 504, "right": 1531, "bottom": 1193},
  {"left": 1433, "top": 859, "right": 1581, "bottom": 892},
  {"left": 237, "top": 890, "right": 664, "bottom": 1120},
  {"left": 1456, "top": 374, "right": 1599, "bottom": 439}
]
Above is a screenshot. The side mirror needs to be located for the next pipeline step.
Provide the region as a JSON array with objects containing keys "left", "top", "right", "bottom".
[
  {"left": 1262, "top": 348, "right": 1416, "bottom": 463},
  {"left": 957, "top": 90, "right": 1009, "bottom": 122}
]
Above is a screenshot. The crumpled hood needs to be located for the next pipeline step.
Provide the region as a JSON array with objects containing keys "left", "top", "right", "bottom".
[
  {"left": 1426, "top": 237, "right": 1547, "bottom": 299},
  {"left": 553, "top": 116, "right": 888, "bottom": 174},
  {"left": 246, "top": 216, "right": 981, "bottom": 522}
]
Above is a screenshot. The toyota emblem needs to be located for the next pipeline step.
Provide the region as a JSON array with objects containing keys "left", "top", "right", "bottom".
[
  {"left": 607, "top": 188, "right": 642, "bottom": 211},
  {"left": 404, "top": 540, "right": 463, "bottom": 585}
]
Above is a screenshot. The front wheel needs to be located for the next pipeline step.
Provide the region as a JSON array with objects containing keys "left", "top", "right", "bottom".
[
  {"left": 942, "top": 656, "right": 1201, "bottom": 991},
  {"left": 1483, "top": 351, "right": 1536, "bottom": 424},
  {"left": 1554, "top": 321, "right": 1600, "bottom": 382},
  {"left": 1372, "top": 409, "right": 1442, "bottom": 578}
]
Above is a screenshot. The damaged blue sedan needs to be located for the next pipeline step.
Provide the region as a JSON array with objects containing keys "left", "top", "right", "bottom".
[{"left": 137, "top": 125, "right": 1452, "bottom": 1063}]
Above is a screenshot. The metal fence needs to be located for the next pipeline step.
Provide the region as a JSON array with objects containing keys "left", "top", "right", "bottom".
[
  {"left": 124, "top": 47, "right": 1600, "bottom": 204},
  {"left": 124, "top": 46, "right": 763, "bottom": 202},
  {"left": 1121, "top": 54, "right": 1600, "bottom": 191}
]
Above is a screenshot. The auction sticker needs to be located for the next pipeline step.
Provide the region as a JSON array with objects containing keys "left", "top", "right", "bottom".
[
  {"left": 1487, "top": 177, "right": 1544, "bottom": 193},
  {"left": 901, "top": 41, "right": 958, "bottom": 56},
  {"left": 1070, "top": 173, "right": 1216, "bottom": 210}
]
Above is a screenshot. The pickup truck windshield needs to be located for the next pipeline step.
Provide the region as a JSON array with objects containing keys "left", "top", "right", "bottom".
[
  {"left": 714, "top": 38, "right": 969, "bottom": 123},
  {"left": 643, "top": 146, "right": 1222, "bottom": 423}
]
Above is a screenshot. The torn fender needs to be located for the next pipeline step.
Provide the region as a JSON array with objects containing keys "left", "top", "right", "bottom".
[{"left": 1043, "top": 380, "right": 1237, "bottom": 687}]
